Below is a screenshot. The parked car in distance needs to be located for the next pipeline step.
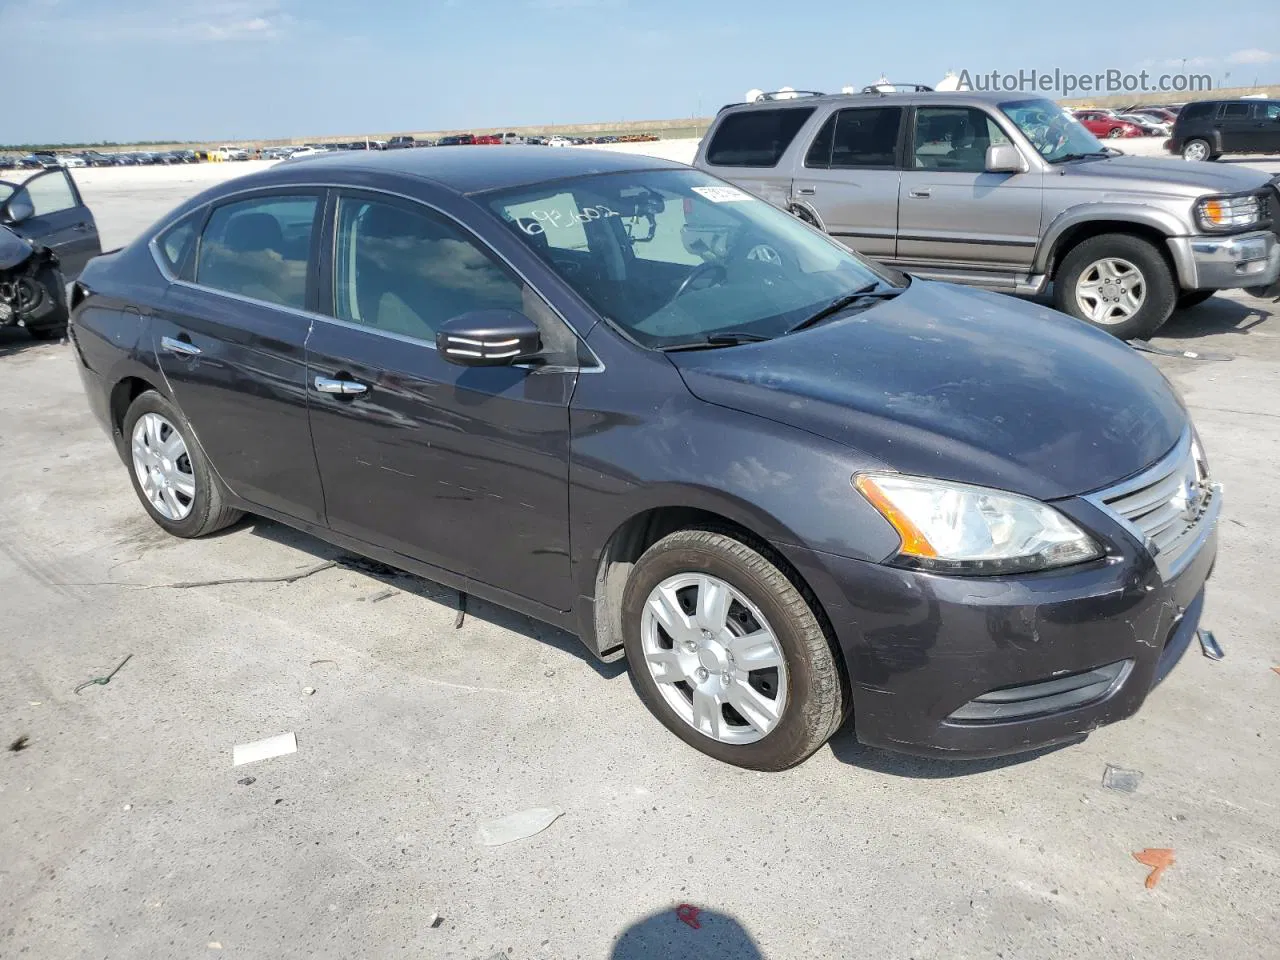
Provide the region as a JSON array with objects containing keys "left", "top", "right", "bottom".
[
  {"left": 546, "top": 136, "right": 573, "bottom": 147},
  {"left": 473, "top": 134, "right": 502, "bottom": 145},
  {"left": 58, "top": 154, "right": 87, "bottom": 168},
  {"left": 215, "top": 145, "right": 250, "bottom": 161},
  {"left": 437, "top": 134, "right": 476, "bottom": 146},
  {"left": 499, "top": 133, "right": 525, "bottom": 145},
  {"left": 1118, "top": 113, "right": 1170, "bottom": 136},
  {"left": 1072, "top": 110, "right": 1145, "bottom": 138},
  {"left": 1168, "top": 98, "right": 1280, "bottom": 161},
  {"left": 695, "top": 89, "right": 1280, "bottom": 339},
  {"left": 1130, "top": 107, "right": 1178, "bottom": 126},
  {"left": 387, "top": 136, "right": 417, "bottom": 149},
  {"left": 69, "top": 147, "right": 1224, "bottom": 770}
]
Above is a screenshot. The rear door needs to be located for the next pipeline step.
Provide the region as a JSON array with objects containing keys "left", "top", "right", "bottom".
[
  {"left": 5, "top": 169, "right": 101, "bottom": 278},
  {"left": 305, "top": 190, "right": 578, "bottom": 610},
  {"left": 1250, "top": 101, "right": 1280, "bottom": 153},
  {"left": 792, "top": 105, "right": 905, "bottom": 260},
  {"left": 151, "top": 190, "right": 328, "bottom": 524},
  {"left": 896, "top": 106, "right": 1042, "bottom": 271},
  {"left": 699, "top": 106, "right": 817, "bottom": 210},
  {"left": 1216, "top": 102, "right": 1254, "bottom": 153}
]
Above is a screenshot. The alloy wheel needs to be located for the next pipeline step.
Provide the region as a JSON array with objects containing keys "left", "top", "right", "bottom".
[
  {"left": 1074, "top": 257, "right": 1147, "bottom": 326},
  {"left": 1183, "top": 140, "right": 1209, "bottom": 161},
  {"left": 131, "top": 412, "right": 196, "bottom": 521},
  {"left": 640, "top": 573, "right": 789, "bottom": 745}
]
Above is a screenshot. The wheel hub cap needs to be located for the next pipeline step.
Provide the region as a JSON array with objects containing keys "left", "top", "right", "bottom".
[
  {"left": 640, "top": 573, "right": 789, "bottom": 745},
  {"left": 131, "top": 412, "right": 196, "bottom": 521},
  {"left": 1074, "top": 256, "right": 1147, "bottom": 326}
]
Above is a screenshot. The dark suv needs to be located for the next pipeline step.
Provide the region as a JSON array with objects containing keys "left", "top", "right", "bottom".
[{"left": 1169, "top": 98, "right": 1280, "bottom": 161}]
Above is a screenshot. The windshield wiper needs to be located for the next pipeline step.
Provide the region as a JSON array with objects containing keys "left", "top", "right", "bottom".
[
  {"left": 786, "top": 281, "right": 903, "bottom": 334},
  {"left": 1049, "top": 151, "right": 1111, "bottom": 164},
  {"left": 658, "top": 332, "right": 772, "bottom": 353}
]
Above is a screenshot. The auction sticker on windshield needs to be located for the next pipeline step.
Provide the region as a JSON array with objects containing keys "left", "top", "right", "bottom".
[{"left": 691, "top": 186, "right": 754, "bottom": 203}]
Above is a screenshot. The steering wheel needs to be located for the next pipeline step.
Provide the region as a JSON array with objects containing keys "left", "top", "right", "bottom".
[{"left": 671, "top": 262, "right": 728, "bottom": 301}]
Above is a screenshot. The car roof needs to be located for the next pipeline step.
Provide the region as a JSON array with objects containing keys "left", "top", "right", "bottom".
[
  {"left": 717, "top": 89, "right": 1044, "bottom": 115},
  {"left": 255, "top": 145, "right": 687, "bottom": 195}
]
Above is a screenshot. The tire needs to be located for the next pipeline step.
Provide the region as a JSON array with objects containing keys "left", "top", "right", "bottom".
[
  {"left": 1182, "top": 139, "right": 1212, "bottom": 161},
  {"left": 621, "top": 528, "right": 845, "bottom": 771},
  {"left": 1107, "top": 127, "right": 1123, "bottom": 139},
  {"left": 28, "top": 323, "right": 66, "bottom": 341},
  {"left": 1053, "top": 233, "right": 1177, "bottom": 340},
  {"left": 1177, "top": 290, "right": 1215, "bottom": 310},
  {"left": 122, "top": 390, "right": 242, "bottom": 538}
]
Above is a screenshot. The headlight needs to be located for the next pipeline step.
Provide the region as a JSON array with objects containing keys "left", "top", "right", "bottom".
[
  {"left": 1196, "top": 195, "right": 1261, "bottom": 231},
  {"left": 855, "top": 474, "right": 1103, "bottom": 575}
]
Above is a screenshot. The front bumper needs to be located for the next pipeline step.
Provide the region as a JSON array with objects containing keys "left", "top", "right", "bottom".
[
  {"left": 1168, "top": 229, "right": 1280, "bottom": 292},
  {"left": 783, "top": 496, "right": 1219, "bottom": 759}
]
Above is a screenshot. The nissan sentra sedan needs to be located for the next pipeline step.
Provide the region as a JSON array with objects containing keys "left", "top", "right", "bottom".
[{"left": 67, "top": 148, "right": 1220, "bottom": 770}]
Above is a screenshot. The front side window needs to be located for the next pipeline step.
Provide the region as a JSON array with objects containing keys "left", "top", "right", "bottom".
[
  {"left": 1180, "top": 102, "right": 1213, "bottom": 121},
  {"left": 911, "top": 107, "right": 1009, "bottom": 172},
  {"left": 1001, "top": 98, "right": 1106, "bottom": 162},
  {"left": 829, "top": 107, "right": 903, "bottom": 168},
  {"left": 156, "top": 212, "right": 199, "bottom": 277},
  {"left": 332, "top": 196, "right": 523, "bottom": 341},
  {"left": 195, "top": 195, "right": 318, "bottom": 308},
  {"left": 705, "top": 107, "right": 816, "bottom": 167},
  {"left": 1262, "top": 103, "right": 1280, "bottom": 120},
  {"left": 20, "top": 171, "right": 77, "bottom": 217},
  {"left": 487, "top": 169, "right": 896, "bottom": 349}
]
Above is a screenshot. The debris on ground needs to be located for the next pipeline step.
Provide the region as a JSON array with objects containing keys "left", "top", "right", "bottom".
[
  {"left": 367, "top": 589, "right": 396, "bottom": 603},
  {"left": 303, "top": 687, "right": 316, "bottom": 696},
  {"left": 1197, "top": 629, "right": 1224, "bottom": 660},
  {"left": 236, "top": 777, "right": 256, "bottom": 786},
  {"left": 10, "top": 735, "right": 30, "bottom": 752},
  {"left": 1133, "top": 848, "right": 1175, "bottom": 889},
  {"left": 74, "top": 653, "right": 133, "bottom": 694},
  {"left": 1129, "top": 341, "right": 1232, "bottom": 361},
  {"left": 310, "top": 659, "right": 337, "bottom": 668},
  {"left": 123, "top": 803, "right": 132, "bottom": 811},
  {"left": 676, "top": 904, "right": 702, "bottom": 929},
  {"left": 208, "top": 942, "right": 222, "bottom": 950},
  {"left": 1102, "top": 764, "right": 1144, "bottom": 793},
  {"left": 455, "top": 591, "right": 468, "bottom": 629},
  {"left": 428, "top": 913, "right": 442, "bottom": 929},
  {"left": 1272, "top": 666, "right": 1280, "bottom": 677},
  {"left": 232, "top": 732, "right": 298, "bottom": 766},
  {"left": 475, "top": 806, "right": 563, "bottom": 846},
  {"left": 165, "top": 561, "right": 337, "bottom": 590}
]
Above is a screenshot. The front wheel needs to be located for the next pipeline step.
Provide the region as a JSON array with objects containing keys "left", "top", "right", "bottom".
[
  {"left": 1053, "top": 233, "right": 1177, "bottom": 340},
  {"left": 122, "top": 390, "right": 242, "bottom": 538},
  {"left": 621, "top": 529, "right": 845, "bottom": 770},
  {"left": 1182, "top": 139, "right": 1212, "bottom": 161}
]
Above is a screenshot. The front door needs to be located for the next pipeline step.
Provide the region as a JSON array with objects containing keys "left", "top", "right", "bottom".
[
  {"left": 152, "top": 191, "right": 328, "bottom": 524},
  {"left": 896, "top": 106, "right": 1043, "bottom": 272},
  {"left": 4, "top": 169, "right": 101, "bottom": 278},
  {"left": 306, "top": 191, "right": 577, "bottom": 610},
  {"left": 791, "top": 105, "right": 906, "bottom": 260}
]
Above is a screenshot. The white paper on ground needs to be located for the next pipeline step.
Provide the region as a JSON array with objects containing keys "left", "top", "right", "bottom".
[
  {"left": 475, "top": 806, "right": 564, "bottom": 846},
  {"left": 232, "top": 732, "right": 297, "bottom": 766}
]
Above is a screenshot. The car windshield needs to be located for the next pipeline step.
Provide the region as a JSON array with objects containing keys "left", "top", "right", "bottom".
[
  {"left": 485, "top": 169, "right": 896, "bottom": 349},
  {"left": 1001, "top": 98, "right": 1107, "bottom": 162}
]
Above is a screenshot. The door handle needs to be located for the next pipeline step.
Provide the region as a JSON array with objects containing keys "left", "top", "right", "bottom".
[
  {"left": 314, "top": 376, "right": 368, "bottom": 396},
  {"left": 160, "top": 335, "right": 201, "bottom": 357},
  {"left": 72, "top": 222, "right": 91, "bottom": 232},
  {"left": 908, "top": 189, "right": 932, "bottom": 199},
  {"left": 797, "top": 187, "right": 816, "bottom": 196}
]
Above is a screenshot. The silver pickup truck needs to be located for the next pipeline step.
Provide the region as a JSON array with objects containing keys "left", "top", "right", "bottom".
[{"left": 694, "top": 89, "right": 1280, "bottom": 339}]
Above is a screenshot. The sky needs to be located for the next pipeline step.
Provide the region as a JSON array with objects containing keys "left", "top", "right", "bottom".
[{"left": 3, "top": 0, "right": 1279, "bottom": 144}]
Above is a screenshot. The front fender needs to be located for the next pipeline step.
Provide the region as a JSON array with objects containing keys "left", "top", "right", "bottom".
[{"left": 1035, "top": 204, "right": 1186, "bottom": 274}]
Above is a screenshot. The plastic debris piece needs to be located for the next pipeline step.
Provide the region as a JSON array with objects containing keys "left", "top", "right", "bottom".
[
  {"left": 1133, "top": 848, "right": 1175, "bottom": 889},
  {"left": 303, "top": 687, "right": 316, "bottom": 696},
  {"left": 1272, "top": 666, "right": 1280, "bottom": 677},
  {"left": 9, "top": 735, "right": 29, "bottom": 752},
  {"left": 74, "top": 654, "right": 133, "bottom": 694},
  {"left": 232, "top": 732, "right": 297, "bottom": 766},
  {"left": 123, "top": 804, "right": 132, "bottom": 811},
  {"left": 237, "top": 777, "right": 256, "bottom": 786},
  {"left": 208, "top": 942, "right": 222, "bottom": 950},
  {"left": 1197, "top": 630, "right": 1224, "bottom": 660},
  {"left": 310, "top": 659, "right": 337, "bottom": 667},
  {"left": 676, "top": 904, "right": 702, "bottom": 929},
  {"left": 368, "top": 589, "right": 396, "bottom": 603},
  {"left": 475, "top": 806, "right": 563, "bottom": 846},
  {"left": 428, "top": 913, "right": 443, "bottom": 929},
  {"left": 1102, "top": 764, "right": 1144, "bottom": 793}
]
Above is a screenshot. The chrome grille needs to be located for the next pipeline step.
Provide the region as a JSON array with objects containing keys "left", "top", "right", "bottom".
[{"left": 1085, "top": 430, "right": 1220, "bottom": 580}]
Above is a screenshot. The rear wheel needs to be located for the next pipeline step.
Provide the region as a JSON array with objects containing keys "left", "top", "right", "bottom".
[
  {"left": 621, "top": 529, "right": 845, "bottom": 770},
  {"left": 122, "top": 390, "right": 242, "bottom": 538},
  {"left": 1053, "top": 233, "right": 1177, "bottom": 340}
]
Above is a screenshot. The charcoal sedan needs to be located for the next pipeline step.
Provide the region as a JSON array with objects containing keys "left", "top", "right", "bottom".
[{"left": 68, "top": 148, "right": 1220, "bottom": 770}]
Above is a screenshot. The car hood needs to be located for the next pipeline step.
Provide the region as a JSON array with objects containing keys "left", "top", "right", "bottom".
[
  {"left": 0, "top": 224, "right": 33, "bottom": 271},
  {"left": 668, "top": 281, "right": 1186, "bottom": 502},
  {"left": 1060, "top": 154, "right": 1272, "bottom": 196}
]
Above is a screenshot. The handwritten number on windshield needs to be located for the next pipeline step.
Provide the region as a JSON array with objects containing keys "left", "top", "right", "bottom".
[{"left": 518, "top": 205, "right": 619, "bottom": 235}]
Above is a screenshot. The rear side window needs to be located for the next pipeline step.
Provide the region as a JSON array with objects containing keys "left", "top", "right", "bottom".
[
  {"left": 156, "top": 212, "right": 199, "bottom": 277},
  {"left": 195, "top": 195, "right": 318, "bottom": 309},
  {"left": 826, "top": 107, "right": 903, "bottom": 168},
  {"left": 1180, "top": 102, "right": 1214, "bottom": 121},
  {"left": 1221, "top": 102, "right": 1250, "bottom": 119},
  {"left": 705, "top": 107, "right": 815, "bottom": 167},
  {"left": 1262, "top": 103, "right": 1280, "bottom": 120}
]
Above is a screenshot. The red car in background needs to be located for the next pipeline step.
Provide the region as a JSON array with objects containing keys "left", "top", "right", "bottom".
[
  {"left": 1072, "top": 110, "right": 1145, "bottom": 139},
  {"left": 473, "top": 134, "right": 502, "bottom": 145}
]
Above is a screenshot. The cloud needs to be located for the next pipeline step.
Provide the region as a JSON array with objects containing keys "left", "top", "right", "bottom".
[
  {"left": 1227, "top": 48, "right": 1276, "bottom": 65},
  {"left": 1160, "top": 56, "right": 1215, "bottom": 68},
  {"left": 7, "top": 0, "right": 293, "bottom": 44},
  {"left": 527, "top": 0, "right": 621, "bottom": 8}
]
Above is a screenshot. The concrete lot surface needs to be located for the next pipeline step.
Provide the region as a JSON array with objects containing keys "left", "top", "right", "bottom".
[{"left": 2, "top": 153, "right": 1279, "bottom": 960}]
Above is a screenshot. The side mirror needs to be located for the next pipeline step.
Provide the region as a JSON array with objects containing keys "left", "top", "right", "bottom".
[
  {"left": 2, "top": 193, "right": 33, "bottom": 224},
  {"left": 436, "top": 309, "right": 542, "bottom": 367},
  {"left": 985, "top": 143, "right": 1025, "bottom": 174}
]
